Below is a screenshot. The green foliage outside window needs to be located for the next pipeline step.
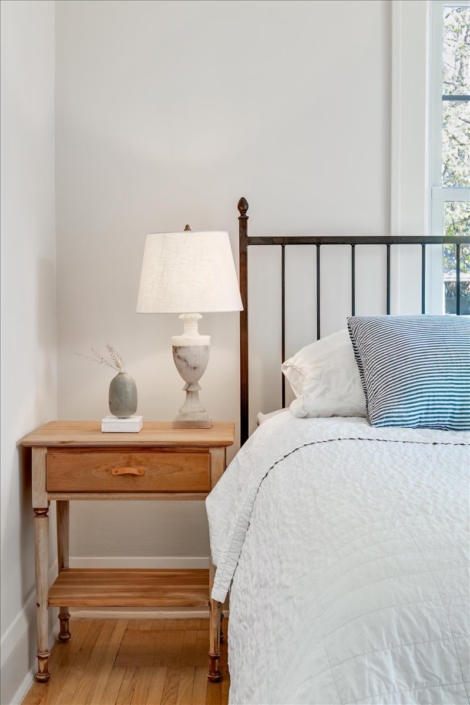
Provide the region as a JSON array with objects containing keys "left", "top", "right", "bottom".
[{"left": 441, "top": 7, "right": 470, "bottom": 312}]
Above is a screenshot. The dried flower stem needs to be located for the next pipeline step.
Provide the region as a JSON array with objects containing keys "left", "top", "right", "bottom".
[
  {"left": 106, "top": 344, "right": 124, "bottom": 373},
  {"left": 68, "top": 344, "right": 125, "bottom": 373}
]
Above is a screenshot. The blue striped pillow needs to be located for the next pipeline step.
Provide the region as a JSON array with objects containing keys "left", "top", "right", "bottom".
[{"left": 347, "top": 316, "right": 470, "bottom": 431}]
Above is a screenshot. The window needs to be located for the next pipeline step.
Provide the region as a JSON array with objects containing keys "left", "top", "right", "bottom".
[{"left": 430, "top": 1, "right": 470, "bottom": 314}]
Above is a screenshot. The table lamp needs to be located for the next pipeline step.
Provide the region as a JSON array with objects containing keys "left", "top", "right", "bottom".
[{"left": 136, "top": 228, "right": 243, "bottom": 428}]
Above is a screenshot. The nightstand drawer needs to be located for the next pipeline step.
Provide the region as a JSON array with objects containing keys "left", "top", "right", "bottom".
[{"left": 46, "top": 450, "right": 210, "bottom": 492}]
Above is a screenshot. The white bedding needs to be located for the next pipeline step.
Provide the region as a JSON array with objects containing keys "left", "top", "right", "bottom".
[{"left": 206, "top": 414, "right": 470, "bottom": 705}]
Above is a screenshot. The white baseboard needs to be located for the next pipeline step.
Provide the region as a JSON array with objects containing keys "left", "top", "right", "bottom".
[
  {"left": 3, "top": 628, "right": 57, "bottom": 705},
  {"left": 1, "top": 561, "right": 58, "bottom": 670},
  {"left": 1, "top": 561, "right": 58, "bottom": 705},
  {"left": 8, "top": 665, "right": 36, "bottom": 705},
  {"left": 69, "top": 556, "right": 210, "bottom": 569}
]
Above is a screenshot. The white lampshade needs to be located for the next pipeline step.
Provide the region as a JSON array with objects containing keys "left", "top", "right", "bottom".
[{"left": 136, "top": 231, "right": 243, "bottom": 313}]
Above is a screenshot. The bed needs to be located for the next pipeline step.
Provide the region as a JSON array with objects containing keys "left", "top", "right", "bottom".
[{"left": 206, "top": 199, "right": 470, "bottom": 705}]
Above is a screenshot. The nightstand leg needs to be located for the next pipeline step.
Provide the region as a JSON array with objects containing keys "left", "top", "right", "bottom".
[
  {"left": 208, "top": 559, "right": 222, "bottom": 682},
  {"left": 34, "top": 507, "right": 50, "bottom": 682},
  {"left": 56, "top": 501, "right": 71, "bottom": 642}
]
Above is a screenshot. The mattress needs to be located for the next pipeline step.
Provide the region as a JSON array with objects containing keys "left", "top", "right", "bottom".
[{"left": 206, "top": 414, "right": 470, "bottom": 704}]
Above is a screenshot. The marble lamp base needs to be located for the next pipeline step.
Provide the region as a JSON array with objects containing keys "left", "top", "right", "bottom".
[
  {"left": 171, "top": 314, "right": 212, "bottom": 429},
  {"left": 172, "top": 415, "right": 212, "bottom": 430}
]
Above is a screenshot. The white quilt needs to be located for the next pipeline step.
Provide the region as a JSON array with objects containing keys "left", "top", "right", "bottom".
[{"left": 206, "top": 415, "right": 470, "bottom": 705}]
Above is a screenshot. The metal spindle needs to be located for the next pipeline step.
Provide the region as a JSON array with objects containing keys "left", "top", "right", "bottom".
[
  {"left": 238, "top": 197, "right": 249, "bottom": 447},
  {"left": 316, "top": 244, "right": 321, "bottom": 339},
  {"left": 421, "top": 244, "right": 426, "bottom": 314},
  {"left": 456, "top": 244, "right": 461, "bottom": 316},
  {"left": 281, "top": 245, "right": 286, "bottom": 408},
  {"left": 351, "top": 244, "right": 356, "bottom": 316},
  {"left": 386, "top": 244, "right": 391, "bottom": 315}
]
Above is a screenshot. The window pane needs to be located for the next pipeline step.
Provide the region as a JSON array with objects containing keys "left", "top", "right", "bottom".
[
  {"left": 442, "top": 100, "right": 470, "bottom": 187},
  {"left": 443, "top": 202, "right": 470, "bottom": 314},
  {"left": 442, "top": 6, "right": 470, "bottom": 96}
]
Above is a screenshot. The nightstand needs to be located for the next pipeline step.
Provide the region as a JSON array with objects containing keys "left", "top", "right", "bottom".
[{"left": 21, "top": 421, "right": 235, "bottom": 684}]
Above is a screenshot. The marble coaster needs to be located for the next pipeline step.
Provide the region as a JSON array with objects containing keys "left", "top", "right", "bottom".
[{"left": 101, "top": 415, "right": 143, "bottom": 433}]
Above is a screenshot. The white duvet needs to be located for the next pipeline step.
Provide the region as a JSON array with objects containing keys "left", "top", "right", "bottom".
[{"left": 206, "top": 414, "right": 470, "bottom": 705}]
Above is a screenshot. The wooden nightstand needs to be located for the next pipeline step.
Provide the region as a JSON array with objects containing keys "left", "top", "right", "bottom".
[{"left": 21, "top": 421, "right": 235, "bottom": 684}]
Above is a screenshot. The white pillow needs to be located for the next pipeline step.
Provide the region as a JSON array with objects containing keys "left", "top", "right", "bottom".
[
  {"left": 256, "top": 408, "right": 289, "bottom": 426},
  {"left": 284, "top": 330, "right": 367, "bottom": 418}
]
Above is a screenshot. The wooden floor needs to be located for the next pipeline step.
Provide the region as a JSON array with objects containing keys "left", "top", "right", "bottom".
[{"left": 22, "top": 618, "right": 229, "bottom": 705}]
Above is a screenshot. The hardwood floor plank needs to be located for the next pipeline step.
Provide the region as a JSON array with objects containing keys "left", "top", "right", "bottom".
[
  {"left": 86, "top": 620, "right": 128, "bottom": 704},
  {"left": 194, "top": 630, "right": 209, "bottom": 668},
  {"left": 220, "top": 677, "right": 230, "bottom": 705},
  {"left": 176, "top": 667, "right": 195, "bottom": 705},
  {"left": 21, "top": 689, "right": 44, "bottom": 705},
  {"left": 99, "top": 668, "right": 126, "bottom": 705},
  {"left": 70, "top": 620, "right": 117, "bottom": 704},
  {"left": 151, "top": 619, "right": 166, "bottom": 631},
  {"left": 161, "top": 668, "right": 181, "bottom": 705},
  {"left": 55, "top": 620, "right": 104, "bottom": 705},
  {"left": 139, "top": 620, "right": 153, "bottom": 631},
  {"left": 206, "top": 681, "right": 222, "bottom": 705},
  {"left": 180, "top": 630, "right": 197, "bottom": 667},
  {"left": 130, "top": 667, "right": 153, "bottom": 704},
  {"left": 145, "top": 667, "right": 167, "bottom": 705},
  {"left": 161, "top": 631, "right": 184, "bottom": 668},
  {"left": 116, "top": 667, "right": 137, "bottom": 705},
  {"left": 114, "top": 631, "right": 156, "bottom": 668},
  {"left": 190, "top": 667, "right": 208, "bottom": 705},
  {"left": 45, "top": 622, "right": 94, "bottom": 705},
  {"left": 127, "top": 621, "right": 141, "bottom": 631},
  {"left": 154, "top": 630, "right": 170, "bottom": 667}
]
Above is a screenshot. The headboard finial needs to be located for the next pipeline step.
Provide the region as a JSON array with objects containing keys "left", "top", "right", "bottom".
[{"left": 238, "top": 197, "right": 249, "bottom": 216}]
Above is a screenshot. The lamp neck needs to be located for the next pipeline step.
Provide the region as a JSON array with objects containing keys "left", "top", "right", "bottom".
[{"left": 179, "top": 313, "right": 202, "bottom": 337}]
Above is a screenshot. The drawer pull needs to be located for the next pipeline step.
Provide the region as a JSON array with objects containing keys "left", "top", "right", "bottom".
[{"left": 112, "top": 467, "right": 145, "bottom": 476}]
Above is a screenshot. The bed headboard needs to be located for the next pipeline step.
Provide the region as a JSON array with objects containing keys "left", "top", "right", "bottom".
[{"left": 238, "top": 197, "right": 470, "bottom": 446}]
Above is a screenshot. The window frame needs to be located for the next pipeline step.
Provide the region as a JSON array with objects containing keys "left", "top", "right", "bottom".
[
  {"left": 429, "top": 0, "right": 470, "bottom": 311},
  {"left": 391, "top": 0, "right": 469, "bottom": 314},
  {"left": 430, "top": 0, "right": 470, "bottom": 235}
]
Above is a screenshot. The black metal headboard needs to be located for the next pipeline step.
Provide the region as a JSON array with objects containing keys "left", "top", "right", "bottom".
[{"left": 238, "top": 196, "right": 470, "bottom": 446}]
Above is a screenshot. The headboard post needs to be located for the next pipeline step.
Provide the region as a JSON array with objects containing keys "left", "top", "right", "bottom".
[{"left": 238, "top": 197, "right": 249, "bottom": 446}]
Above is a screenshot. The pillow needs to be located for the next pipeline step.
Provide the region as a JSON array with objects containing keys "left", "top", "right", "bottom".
[
  {"left": 288, "top": 330, "right": 367, "bottom": 418},
  {"left": 283, "top": 330, "right": 354, "bottom": 397},
  {"left": 347, "top": 315, "right": 470, "bottom": 431},
  {"left": 257, "top": 409, "right": 289, "bottom": 426}
]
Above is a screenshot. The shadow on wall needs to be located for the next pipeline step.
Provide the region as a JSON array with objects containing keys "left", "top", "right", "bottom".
[{"left": 35, "top": 257, "right": 57, "bottom": 420}]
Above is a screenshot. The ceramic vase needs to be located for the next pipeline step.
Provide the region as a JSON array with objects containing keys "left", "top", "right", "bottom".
[{"left": 109, "top": 371, "right": 138, "bottom": 418}]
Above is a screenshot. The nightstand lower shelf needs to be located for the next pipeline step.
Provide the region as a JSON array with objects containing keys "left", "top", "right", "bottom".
[{"left": 49, "top": 568, "right": 210, "bottom": 607}]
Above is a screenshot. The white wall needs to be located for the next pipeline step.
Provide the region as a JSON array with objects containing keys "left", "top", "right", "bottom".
[
  {"left": 0, "top": 1, "right": 57, "bottom": 702},
  {"left": 55, "top": 1, "right": 391, "bottom": 566}
]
